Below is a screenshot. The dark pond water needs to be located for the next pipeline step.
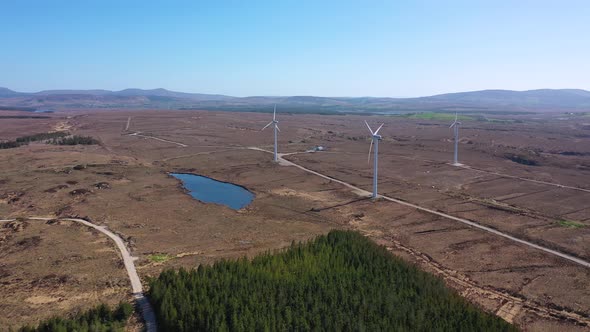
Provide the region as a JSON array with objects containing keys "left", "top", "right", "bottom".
[{"left": 170, "top": 173, "right": 254, "bottom": 210}]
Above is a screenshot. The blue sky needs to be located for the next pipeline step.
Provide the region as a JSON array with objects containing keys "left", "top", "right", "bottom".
[{"left": 1, "top": 0, "right": 588, "bottom": 97}]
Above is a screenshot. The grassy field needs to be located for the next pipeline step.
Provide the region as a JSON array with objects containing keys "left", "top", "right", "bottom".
[
  {"left": 400, "top": 112, "right": 473, "bottom": 121},
  {"left": 149, "top": 253, "right": 171, "bottom": 263},
  {"left": 396, "top": 112, "right": 525, "bottom": 124},
  {"left": 557, "top": 220, "right": 586, "bottom": 229}
]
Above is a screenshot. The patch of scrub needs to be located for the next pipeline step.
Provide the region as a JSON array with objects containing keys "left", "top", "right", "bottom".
[
  {"left": 557, "top": 220, "right": 585, "bottom": 228},
  {"left": 271, "top": 188, "right": 329, "bottom": 202},
  {"left": 170, "top": 173, "right": 254, "bottom": 210},
  {"left": 148, "top": 254, "right": 170, "bottom": 263}
]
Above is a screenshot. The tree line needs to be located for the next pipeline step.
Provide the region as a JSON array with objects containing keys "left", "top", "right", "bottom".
[
  {"left": 0, "top": 132, "right": 98, "bottom": 149},
  {"left": 18, "top": 302, "right": 133, "bottom": 332},
  {"left": 149, "top": 230, "right": 517, "bottom": 332},
  {"left": 50, "top": 135, "right": 100, "bottom": 145},
  {"left": 15, "top": 132, "right": 69, "bottom": 143}
]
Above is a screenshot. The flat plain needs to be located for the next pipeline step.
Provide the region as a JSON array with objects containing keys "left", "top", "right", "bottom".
[{"left": 0, "top": 109, "right": 589, "bottom": 331}]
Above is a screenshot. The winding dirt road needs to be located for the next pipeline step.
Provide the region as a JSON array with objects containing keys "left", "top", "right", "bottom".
[
  {"left": 1, "top": 217, "right": 157, "bottom": 332},
  {"left": 248, "top": 147, "right": 590, "bottom": 269},
  {"left": 125, "top": 130, "right": 589, "bottom": 269},
  {"left": 125, "top": 116, "right": 132, "bottom": 131}
]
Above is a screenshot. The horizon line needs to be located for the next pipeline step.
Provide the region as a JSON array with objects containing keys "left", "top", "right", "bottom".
[{"left": 1, "top": 86, "right": 589, "bottom": 99}]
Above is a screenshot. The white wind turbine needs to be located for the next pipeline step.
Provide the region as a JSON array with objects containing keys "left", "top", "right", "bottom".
[
  {"left": 262, "top": 104, "right": 280, "bottom": 162},
  {"left": 450, "top": 113, "right": 462, "bottom": 166},
  {"left": 365, "top": 121, "right": 384, "bottom": 199}
]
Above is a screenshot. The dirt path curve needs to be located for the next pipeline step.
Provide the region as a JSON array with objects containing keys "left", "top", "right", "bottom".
[
  {"left": 127, "top": 132, "right": 187, "bottom": 147},
  {"left": 1, "top": 217, "right": 157, "bottom": 332},
  {"left": 248, "top": 147, "right": 590, "bottom": 269}
]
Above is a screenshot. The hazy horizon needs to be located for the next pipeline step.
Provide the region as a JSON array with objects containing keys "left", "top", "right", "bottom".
[
  {"left": 2, "top": 86, "right": 590, "bottom": 100},
  {"left": 1, "top": 1, "right": 589, "bottom": 97}
]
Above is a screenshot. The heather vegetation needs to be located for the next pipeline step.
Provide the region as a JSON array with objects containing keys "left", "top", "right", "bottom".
[{"left": 149, "top": 230, "right": 516, "bottom": 332}]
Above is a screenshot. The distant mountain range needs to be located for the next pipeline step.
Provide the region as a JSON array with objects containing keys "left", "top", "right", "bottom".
[
  {"left": 1, "top": 87, "right": 589, "bottom": 113},
  {"left": 0, "top": 87, "right": 231, "bottom": 101}
]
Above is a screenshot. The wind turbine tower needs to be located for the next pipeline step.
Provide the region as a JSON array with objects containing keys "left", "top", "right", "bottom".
[
  {"left": 365, "top": 121, "right": 384, "bottom": 199},
  {"left": 262, "top": 105, "right": 280, "bottom": 162},
  {"left": 450, "top": 113, "right": 462, "bottom": 166}
]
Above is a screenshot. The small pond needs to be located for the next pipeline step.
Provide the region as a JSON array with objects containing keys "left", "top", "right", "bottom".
[{"left": 170, "top": 173, "right": 254, "bottom": 210}]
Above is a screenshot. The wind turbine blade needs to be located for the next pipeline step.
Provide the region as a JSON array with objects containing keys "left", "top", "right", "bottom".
[
  {"left": 262, "top": 121, "right": 273, "bottom": 131},
  {"left": 450, "top": 122, "right": 456, "bottom": 128},
  {"left": 367, "top": 139, "right": 373, "bottom": 164},
  {"left": 455, "top": 112, "right": 458, "bottom": 122},
  {"left": 275, "top": 124, "right": 280, "bottom": 132},
  {"left": 374, "top": 123, "right": 384, "bottom": 135},
  {"left": 273, "top": 104, "right": 276, "bottom": 120},
  {"left": 364, "top": 120, "right": 374, "bottom": 135}
]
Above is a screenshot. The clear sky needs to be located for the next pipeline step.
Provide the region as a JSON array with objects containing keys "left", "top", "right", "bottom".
[{"left": 1, "top": 0, "right": 589, "bottom": 97}]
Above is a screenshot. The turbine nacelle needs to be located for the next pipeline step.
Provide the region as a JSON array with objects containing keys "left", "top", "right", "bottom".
[
  {"left": 450, "top": 113, "right": 461, "bottom": 128},
  {"left": 365, "top": 121, "right": 384, "bottom": 137},
  {"left": 262, "top": 104, "right": 280, "bottom": 132},
  {"left": 262, "top": 104, "right": 280, "bottom": 162},
  {"left": 365, "top": 121, "right": 384, "bottom": 163}
]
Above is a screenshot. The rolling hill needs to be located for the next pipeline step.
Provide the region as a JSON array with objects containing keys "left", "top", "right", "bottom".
[{"left": 0, "top": 87, "right": 589, "bottom": 113}]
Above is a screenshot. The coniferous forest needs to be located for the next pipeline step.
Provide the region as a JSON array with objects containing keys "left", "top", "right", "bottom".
[
  {"left": 18, "top": 302, "right": 133, "bottom": 332},
  {"left": 0, "top": 132, "right": 99, "bottom": 149},
  {"left": 50, "top": 135, "right": 100, "bottom": 145},
  {"left": 149, "top": 230, "right": 516, "bottom": 332}
]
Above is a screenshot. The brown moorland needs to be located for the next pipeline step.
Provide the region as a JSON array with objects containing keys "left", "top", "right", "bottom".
[{"left": 0, "top": 109, "right": 589, "bottom": 331}]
